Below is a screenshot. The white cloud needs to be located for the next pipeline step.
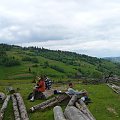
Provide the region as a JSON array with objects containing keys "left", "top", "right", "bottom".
[{"left": 0, "top": 0, "right": 120, "bottom": 57}]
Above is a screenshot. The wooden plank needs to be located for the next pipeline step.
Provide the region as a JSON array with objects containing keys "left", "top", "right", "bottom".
[{"left": 53, "top": 106, "right": 66, "bottom": 120}]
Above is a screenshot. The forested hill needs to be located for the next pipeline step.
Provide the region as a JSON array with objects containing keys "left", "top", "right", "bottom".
[
  {"left": 104, "top": 57, "right": 120, "bottom": 63},
  {"left": 0, "top": 43, "right": 120, "bottom": 80}
]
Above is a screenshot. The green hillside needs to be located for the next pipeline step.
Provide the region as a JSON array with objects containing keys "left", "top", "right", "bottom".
[
  {"left": 0, "top": 44, "right": 120, "bottom": 120},
  {"left": 0, "top": 43, "right": 120, "bottom": 81},
  {"left": 104, "top": 57, "right": 120, "bottom": 63}
]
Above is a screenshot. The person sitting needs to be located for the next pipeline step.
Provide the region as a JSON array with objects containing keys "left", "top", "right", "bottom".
[
  {"left": 66, "top": 83, "right": 90, "bottom": 103},
  {"left": 30, "top": 76, "right": 46, "bottom": 101},
  {"left": 44, "top": 76, "right": 52, "bottom": 90}
]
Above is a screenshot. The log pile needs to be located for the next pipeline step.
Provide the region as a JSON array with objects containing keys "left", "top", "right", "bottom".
[
  {"left": 0, "top": 95, "right": 10, "bottom": 120},
  {"left": 12, "top": 93, "right": 29, "bottom": 120},
  {"left": 53, "top": 95, "right": 96, "bottom": 120},
  {"left": 107, "top": 83, "right": 120, "bottom": 94},
  {"left": 30, "top": 94, "right": 70, "bottom": 112}
]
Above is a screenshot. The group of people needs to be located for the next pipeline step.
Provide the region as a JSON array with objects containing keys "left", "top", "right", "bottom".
[
  {"left": 29, "top": 76, "right": 52, "bottom": 101},
  {"left": 29, "top": 76, "right": 90, "bottom": 103}
]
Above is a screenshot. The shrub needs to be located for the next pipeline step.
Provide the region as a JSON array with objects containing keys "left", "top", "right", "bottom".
[
  {"left": 22, "top": 56, "right": 39, "bottom": 63},
  {"left": 0, "top": 57, "right": 20, "bottom": 66},
  {"left": 50, "top": 65, "right": 65, "bottom": 73}
]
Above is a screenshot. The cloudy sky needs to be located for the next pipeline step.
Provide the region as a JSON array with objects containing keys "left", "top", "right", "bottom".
[{"left": 0, "top": 0, "right": 120, "bottom": 57}]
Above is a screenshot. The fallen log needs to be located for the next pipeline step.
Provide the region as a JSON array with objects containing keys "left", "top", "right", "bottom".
[
  {"left": 30, "top": 94, "right": 69, "bottom": 112},
  {"left": 53, "top": 106, "right": 66, "bottom": 120},
  {"left": 76, "top": 99, "right": 96, "bottom": 120},
  {"left": 67, "top": 95, "right": 77, "bottom": 106},
  {"left": 107, "top": 84, "right": 120, "bottom": 94},
  {"left": 30, "top": 96, "right": 56, "bottom": 112},
  {"left": 64, "top": 106, "right": 89, "bottom": 120},
  {"left": 15, "top": 93, "right": 29, "bottom": 120},
  {"left": 11, "top": 95, "right": 20, "bottom": 120},
  {"left": 0, "top": 95, "right": 10, "bottom": 120}
]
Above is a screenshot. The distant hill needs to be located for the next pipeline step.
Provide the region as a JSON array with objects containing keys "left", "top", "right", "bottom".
[
  {"left": 104, "top": 57, "right": 120, "bottom": 63},
  {"left": 0, "top": 43, "right": 120, "bottom": 81}
]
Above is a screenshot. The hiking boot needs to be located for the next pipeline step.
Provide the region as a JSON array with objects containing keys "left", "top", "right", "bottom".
[{"left": 30, "top": 96, "right": 34, "bottom": 102}]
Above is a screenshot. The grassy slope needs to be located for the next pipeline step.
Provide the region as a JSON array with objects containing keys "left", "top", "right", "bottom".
[
  {"left": 0, "top": 80, "right": 120, "bottom": 120},
  {"left": 1, "top": 45, "right": 120, "bottom": 81}
]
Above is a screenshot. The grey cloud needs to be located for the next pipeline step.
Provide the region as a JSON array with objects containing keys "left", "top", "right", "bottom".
[{"left": 0, "top": 0, "right": 120, "bottom": 57}]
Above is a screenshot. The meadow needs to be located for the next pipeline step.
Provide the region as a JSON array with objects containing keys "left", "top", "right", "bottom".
[{"left": 0, "top": 80, "right": 120, "bottom": 120}]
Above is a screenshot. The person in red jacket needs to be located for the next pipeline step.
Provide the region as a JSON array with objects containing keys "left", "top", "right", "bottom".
[
  {"left": 30, "top": 76, "right": 45, "bottom": 101},
  {"left": 36, "top": 77, "right": 45, "bottom": 92}
]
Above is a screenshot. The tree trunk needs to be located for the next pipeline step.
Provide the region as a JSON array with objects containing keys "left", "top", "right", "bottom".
[
  {"left": 0, "top": 95, "right": 10, "bottom": 120},
  {"left": 67, "top": 95, "right": 77, "bottom": 106},
  {"left": 53, "top": 106, "right": 66, "bottom": 120},
  {"left": 30, "top": 94, "right": 69, "bottom": 112},
  {"left": 107, "top": 83, "right": 120, "bottom": 94},
  {"left": 64, "top": 106, "right": 89, "bottom": 120},
  {"left": 15, "top": 93, "right": 29, "bottom": 120},
  {"left": 76, "top": 100, "right": 96, "bottom": 120},
  {"left": 11, "top": 95, "right": 21, "bottom": 120}
]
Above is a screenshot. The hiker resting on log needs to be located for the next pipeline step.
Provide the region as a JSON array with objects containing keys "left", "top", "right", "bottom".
[
  {"left": 30, "top": 76, "right": 46, "bottom": 101},
  {"left": 66, "top": 83, "right": 91, "bottom": 103}
]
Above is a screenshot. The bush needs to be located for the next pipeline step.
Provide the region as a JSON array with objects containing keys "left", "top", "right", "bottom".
[
  {"left": 22, "top": 56, "right": 31, "bottom": 61},
  {"left": 22, "top": 56, "right": 39, "bottom": 63},
  {"left": 0, "top": 57, "right": 20, "bottom": 66},
  {"left": 50, "top": 65, "right": 65, "bottom": 73}
]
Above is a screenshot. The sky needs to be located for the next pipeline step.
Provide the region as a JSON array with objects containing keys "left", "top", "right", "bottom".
[{"left": 0, "top": 0, "right": 120, "bottom": 58}]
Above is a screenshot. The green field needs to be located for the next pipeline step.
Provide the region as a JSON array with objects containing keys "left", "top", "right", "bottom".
[{"left": 0, "top": 80, "right": 120, "bottom": 120}]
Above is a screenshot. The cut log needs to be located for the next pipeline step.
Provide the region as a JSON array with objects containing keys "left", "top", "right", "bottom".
[
  {"left": 107, "top": 84, "right": 120, "bottom": 94},
  {"left": 0, "top": 95, "right": 10, "bottom": 120},
  {"left": 30, "top": 96, "right": 56, "bottom": 112},
  {"left": 76, "top": 100, "right": 96, "bottom": 120},
  {"left": 64, "top": 106, "right": 89, "bottom": 120},
  {"left": 15, "top": 93, "right": 29, "bottom": 120},
  {"left": 11, "top": 95, "right": 20, "bottom": 120},
  {"left": 53, "top": 106, "right": 66, "bottom": 120},
  {"left": 67, "top": 95, "right": 77, "bottom": 106},
  {"left": 30, "top": 94, "right": 69, "bottom": 112},
  {"left": 6, "top": 86, "right": 15, "bottom": 94},
  {"left": 0, "top": 92, "right": 6, "bottom": 101}
]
